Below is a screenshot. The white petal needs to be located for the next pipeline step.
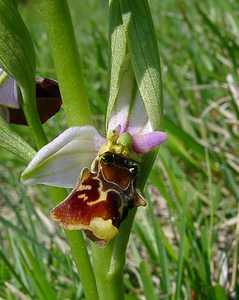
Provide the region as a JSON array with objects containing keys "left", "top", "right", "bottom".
[
  {"left": 21, "top": 126, "right": 105, "bottom": 188},
  {"left": 107, "top": 57, "right": 134, "bottom": 133},
  {"left": 0, "top": 69, "right": 19, "bottom": 109},
  {"left": 107, "top": 71, "right": 133, "bottom": 131},
  {"left": 107, "top": 58, "right": 153, "bottom": 136},
  {"left": 126, "top": 90, "right": 152, "bottom": 135}
]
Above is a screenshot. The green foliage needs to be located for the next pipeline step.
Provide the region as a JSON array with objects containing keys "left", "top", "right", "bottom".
[
  {"left": 120, "top": 0, "right": 163, "bottom": 130},
  {"left": 0, "top": 116, "right": 36, "bottom": 163},
  {"left": 0, "top": 0, "right": 35, "bottom": 92},
  {"left": 0, "top": 1, "right": 47, "bottom": 149},
  {"left": 1, "top": 0, "right": 238, "bottom": 299}
]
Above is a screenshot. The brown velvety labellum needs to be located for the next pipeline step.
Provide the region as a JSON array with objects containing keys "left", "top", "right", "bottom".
[
  {"left": 9, "top": 78, "right": 62, "bottom": 125},
  {"left": 51, "top": 152, "right": 146, "bottom": 244}
]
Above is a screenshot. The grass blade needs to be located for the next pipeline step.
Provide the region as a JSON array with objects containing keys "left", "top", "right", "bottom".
[
  {"left": 146, "top": 189, "right": 171, "bottom": 299},
  {"left": 139, "top": 260, "right": 158, "bottom": 300}
]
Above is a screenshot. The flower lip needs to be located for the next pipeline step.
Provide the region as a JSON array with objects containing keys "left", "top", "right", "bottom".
[{"left": 50, "top": 149, "right": 146, "bottom": 245}]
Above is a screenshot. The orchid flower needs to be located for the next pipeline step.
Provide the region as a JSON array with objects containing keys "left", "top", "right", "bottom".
[
  {"left": 0, "top": 68, "right": 19, "bottom": 121},
  {"left": 21, "top": 58, "right": 167, "bottom": 245},
  {"left": 0, "top": 67, "right": 62, "bottom": 125}
]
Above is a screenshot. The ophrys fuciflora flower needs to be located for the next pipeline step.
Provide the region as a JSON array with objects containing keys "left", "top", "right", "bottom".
[{"left": 22, "top": 58, "right": 167, "bottom": 246}]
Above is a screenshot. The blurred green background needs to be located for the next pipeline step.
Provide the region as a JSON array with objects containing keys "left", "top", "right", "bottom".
[{"left": 0, "top": 1, "right": 238, "bottom": 299}]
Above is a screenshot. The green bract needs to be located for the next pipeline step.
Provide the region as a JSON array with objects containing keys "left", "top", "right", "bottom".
[
  {"left": 120, "top": 0, "right": 163, "bottom": 131},
  {"left": 107, "top": 0, "right": 163, "bottom": 135},
  {"left": 106, "top": 0, "right": 127, "bottom": 125}
]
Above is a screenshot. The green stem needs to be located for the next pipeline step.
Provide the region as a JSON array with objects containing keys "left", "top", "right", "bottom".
[
  {"left": 35, "top": 0, "right": 93, "bottom": 127},
  {"left": 49, "top": 187, "right": 99, "bottom": 300},
  {"left": 92, "top": 241, "right": 123, "bottom": 300},
  {"left": 22, "top": 88, "right": 48, "bottom": 149},
  {"left": 89, "top": 213, "right": 133, "bottom": 298},
  {"left": 92, "top": 269, "right": 123, "bottom": 300},
  {"left": 35, "top": 1, "right": 98, "bottom": 299},
  {"left": 66, "top": 231, "right": 98, "bottom": 299}
]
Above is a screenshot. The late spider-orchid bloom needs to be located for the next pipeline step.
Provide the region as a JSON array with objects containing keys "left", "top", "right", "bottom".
[
  {"left": 0, "top": 68, "right": 62, "bottom": 125},
  {"left": 22, "top": 120, "right": 166, "bottom": 245},
  {"left": 21, "top": 60, "right": 167, "bottom": 245}
]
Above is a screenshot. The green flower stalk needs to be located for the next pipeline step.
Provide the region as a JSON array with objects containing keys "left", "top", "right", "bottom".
[
  {"left": 35, "top": 0, "right": 92, "bottom": 127},
  {"left": 92, "top": 0, "right": 164, "bottom": 298}
]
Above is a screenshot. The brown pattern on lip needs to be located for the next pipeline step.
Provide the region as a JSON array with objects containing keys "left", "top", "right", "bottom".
[
  {"left": 100, "top": 164, "right": 133, "bottom": 189},
  {"left": 51, "top": 152, "right": 146, "bottom": 245}
]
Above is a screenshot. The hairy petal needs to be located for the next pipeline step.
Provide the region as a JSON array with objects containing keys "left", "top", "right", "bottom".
[
  {"left": 132, "top": 131, "right": 167, "bottom": 153},
  {"left": 21, "top": 126, "right": 105, "bottom": 188},
  {"left": 0, "top": 70, "right": 19, "bottom": 108}
]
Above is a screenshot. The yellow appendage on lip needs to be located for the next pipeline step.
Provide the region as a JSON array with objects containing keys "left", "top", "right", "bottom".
[{"left": 89, "top": 217, "right": 118, "bottom": 240}]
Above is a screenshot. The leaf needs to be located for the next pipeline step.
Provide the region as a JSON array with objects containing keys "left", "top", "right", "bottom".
[
  {"left": 0, "top": 0, "right": 35, "bottom": 95},
  {"left": 125, "top": 295, "right": 140, "bottom": 300},
  {"left": 21, "top": 240, "right": 58, "bottom": 300},
  {"left": 0, "top": 248, "right": 31, "bottom": 296},
  {"left": 0, "top": 115, "right": 36, "bottom": 163},
  {"left": 146, "top": 189, "right": 171, "bottom": 298},
  {"left": 107, "top": 0, "right": 127, "bottom": 124},
  {"left": 139, "top": 260, "right": 158, "bottom": 300},
  {"left": 206, "top": 285, "right": 229, "bottom": 300}
]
